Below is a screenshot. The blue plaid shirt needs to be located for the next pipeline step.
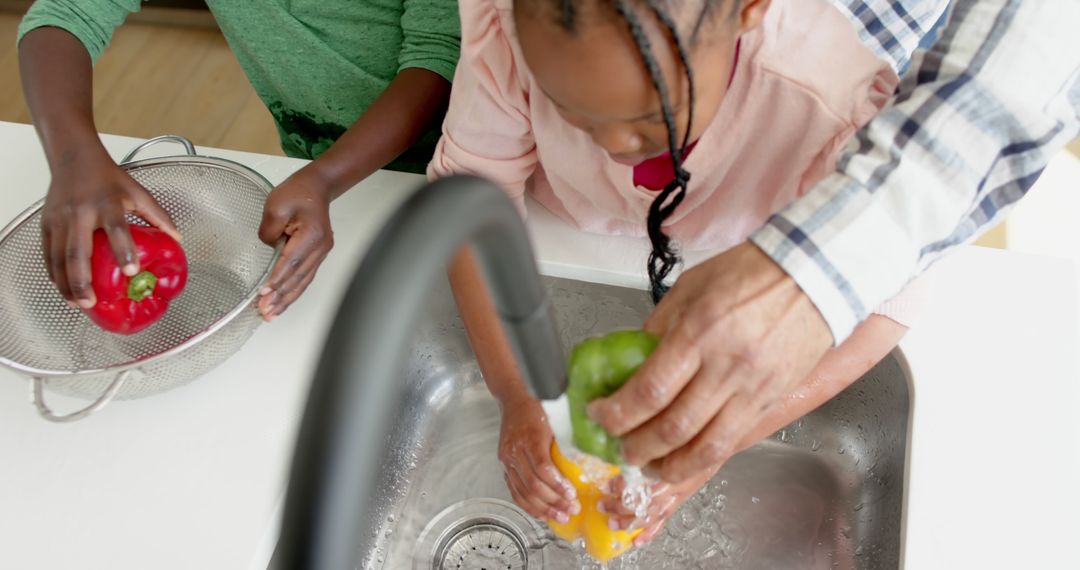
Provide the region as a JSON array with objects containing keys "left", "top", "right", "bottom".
[{"left": 751, "top": 0, "right": 1080, "bottom": 342}]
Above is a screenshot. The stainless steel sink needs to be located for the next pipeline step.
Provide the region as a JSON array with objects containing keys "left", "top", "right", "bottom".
[{"left": 354, "top": 275, "right": 910, "bottom": 570}]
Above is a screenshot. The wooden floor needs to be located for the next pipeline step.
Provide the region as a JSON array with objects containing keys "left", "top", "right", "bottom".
[{"left": 0, "top": 12, "right": 282, "bottom": 155}]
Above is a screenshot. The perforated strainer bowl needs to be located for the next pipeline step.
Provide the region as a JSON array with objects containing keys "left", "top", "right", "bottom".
[{"left": 0, "top": 136, "right": 281, "bottom": 422}]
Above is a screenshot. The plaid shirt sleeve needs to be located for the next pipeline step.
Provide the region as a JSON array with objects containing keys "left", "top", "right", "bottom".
[
  {"left": 751, "top": 0, "right": 1080, "bottom": 343},
  {"left": 829, "top": 0, "right": 951, "bottom": 72}
]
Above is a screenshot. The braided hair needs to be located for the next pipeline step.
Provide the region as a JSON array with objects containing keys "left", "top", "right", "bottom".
[{"left": 555, "top": 0, "right": 706, "bottom": 303}]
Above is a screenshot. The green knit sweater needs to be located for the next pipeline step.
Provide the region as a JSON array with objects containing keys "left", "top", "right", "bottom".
[{"left": 18, "top": 0, "right": 461, "bottom": 173}]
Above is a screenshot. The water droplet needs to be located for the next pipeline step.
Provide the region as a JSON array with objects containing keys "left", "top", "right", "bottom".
[
  {"left": 854, "top": 502, "right": 865, "bottom": 512},
  {"left": 811, "top": 440, "right": 822, "bottom": 451},
  {"left": 751, "top": 496, "right": 760, "bottom": 504},
  {"left": 855, "top": 545, "right": 866, "bottom": 556}
]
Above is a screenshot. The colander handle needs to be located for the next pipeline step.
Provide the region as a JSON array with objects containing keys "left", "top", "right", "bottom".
[
  {"left": 120, "top": 135, "right": 197, "bottom": 164},
  {"left": 30, "top": 371, "right": 131, "bottom": 423}
]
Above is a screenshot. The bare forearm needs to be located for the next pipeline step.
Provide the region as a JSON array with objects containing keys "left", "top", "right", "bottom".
[
  {"left": 449, "top": 248, "right": 536, "bottom": 409},
  {"left": 735, "top": 315, "right": 907, "bottom": 451},
  {"left": 298, "top": 67, "right": 451, "bottom": 198},
  {"left": 18, "top": 27, "right": 107, "bottom": 169}
]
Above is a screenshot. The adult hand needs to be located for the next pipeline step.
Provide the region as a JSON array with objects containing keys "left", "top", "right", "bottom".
[
  {"left": 587, "top": 241, "right": 833, "bottom": 483},
  {"left": 40, "top": 150, "right": 180, "bottom": 308},
  {"left": 497, "top": 396, "right": 580, "bottom": 523},
  {"left": 257, "top": 170, "right": 334, "bottom": 319}
]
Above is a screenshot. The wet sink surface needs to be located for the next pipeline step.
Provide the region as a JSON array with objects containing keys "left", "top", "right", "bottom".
[{"left": 355, "top": 276, "right": 910, "bottom": 570}]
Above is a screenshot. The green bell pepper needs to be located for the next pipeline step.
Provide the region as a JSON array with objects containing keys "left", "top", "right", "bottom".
[{"left": 567, "top": 330, "right": 660, "bottom": 464}]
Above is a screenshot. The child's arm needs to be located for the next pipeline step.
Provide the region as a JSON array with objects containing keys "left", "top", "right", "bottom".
[
  {"left": 431, "top": 0, "right": 564, "bottom": 522},
  {"left": 425, "top": 0, "right": 538, "bottom": 214},
  {"left": 731, "top": 314, "right": 907, "bottom": 452},
  {"left": 258, "top": 68, "right": 452, "bottom": 317},
  {"left": 431, "top": 0, "right": 542, "bottom": 412},
  {"left": 449, "top": 249, "right": 532, "bottom": 406},
  {"left": 727, "top": 274, "right": 926, "bottom": 453},
  {"left": 259, "top": 0, "right": 460, "bottom": 317},
  {"left": 263, "top": 0, "right": 462, "bottom": 315},
  {"left": 19, "top": 22, "right": 181, "bottom": 308},
  {"left": 449, "top": 248, "right": 579, "bottom": 523}
]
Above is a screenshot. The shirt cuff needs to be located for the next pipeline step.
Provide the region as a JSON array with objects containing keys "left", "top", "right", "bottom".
[
  {"left": 398, "top": 58, "right": 458, "bottom": 84},
  {"left": 749, "top": 172, "right": 922, "bottom": 344},
  {"left": 871, "top": 270, "right": 931, "bottom": 328},
  {"left": 17, "top": 20, "right": 101, "bottom": 61}
]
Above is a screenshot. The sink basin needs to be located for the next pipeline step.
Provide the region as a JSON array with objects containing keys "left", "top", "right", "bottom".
[{"left": 349, "top": 275, "right": 910, "bottom": 570}]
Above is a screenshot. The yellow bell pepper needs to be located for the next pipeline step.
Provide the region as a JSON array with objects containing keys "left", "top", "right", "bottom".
[{"left": 547, "top": 441, "right": 642, "bottom": 562}]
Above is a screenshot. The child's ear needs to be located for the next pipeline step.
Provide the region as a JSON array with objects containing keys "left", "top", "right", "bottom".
[{"left": 736, "top": 0, "right": 772, "bottom": 34}]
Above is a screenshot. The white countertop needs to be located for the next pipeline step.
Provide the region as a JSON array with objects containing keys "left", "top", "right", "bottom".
[{"left": 0, "top": 122, "right": 1077, "bottom": 569}]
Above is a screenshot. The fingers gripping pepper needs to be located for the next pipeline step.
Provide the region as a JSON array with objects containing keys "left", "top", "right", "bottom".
[
  {"left": 84, "top": 225, "right": 188, "bottom": 335},
  {"left": 568, "top": 330, "right": 660, "bottom": 464},
  {"left": 548, "top": 441, "right": 641, "bottom": 561},
  {"left": 547, "top": 330, "right": 659, "bottom": 561}
]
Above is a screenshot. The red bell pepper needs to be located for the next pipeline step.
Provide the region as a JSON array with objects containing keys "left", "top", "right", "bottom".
[{"left": 84, "top": 225, "right": 188, "bottom": 335}]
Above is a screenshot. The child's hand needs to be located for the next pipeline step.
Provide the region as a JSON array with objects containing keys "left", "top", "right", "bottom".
[
  {"left": 257, "top": 171, "right": 334, "bottom": 319},
  {"left": 497, "top": 396, "right": 580, "bottom": 523},
  {"left": 41, "top": 151, "right": 180, "bottom": 308},
  {"left": 599, "top": 468, "right": 715, "bottom": 546}
]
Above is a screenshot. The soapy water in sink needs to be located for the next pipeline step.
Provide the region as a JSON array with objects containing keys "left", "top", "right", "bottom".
[
  {"left": 396, "top": 413, "right": 758, "bottom": 568},
  {"left": 541, "top": 397, "right": 655, "bottom": 521},
  {"left": 555, "top": 446, "right": 873, "bottom": 570},
  {"left": 534, "top": 476, "right": 751, "bottom": 570},
  {"left": 356, "top": 284, "right": 904, "bottom": 569},
  {"left": 360, "top": 405, "right": 754, "bottom": 569},
  {"left": 362, "top": 382, "right": 866, "bottom": 569},
  {"left": 555, "top": 445, "right": 652, "bottom": 521},
  {"left": 372, "top": 437, "right": 855, "bottom": 569}
]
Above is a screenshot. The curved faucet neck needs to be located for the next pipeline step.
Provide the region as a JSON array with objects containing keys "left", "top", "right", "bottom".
[{"left": 275, "top": 176, "right": 566, "bottom": 569}]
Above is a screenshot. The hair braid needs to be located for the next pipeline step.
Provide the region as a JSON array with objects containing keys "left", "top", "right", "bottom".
[
  {"left": 560, "top": 0, "right": 575, "bottom": 29},
  {"left": 642, "top": 0, "right": 696, "bottom": 155},
  {"left": 550, "top": 0, "right": 701, "bottom": 304},
  {"left": 612, "top": 0, "right": 695, "bottom": 303}
]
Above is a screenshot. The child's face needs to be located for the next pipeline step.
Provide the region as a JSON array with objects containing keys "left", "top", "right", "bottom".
[{"left": 516, "top": 0, "right": 768, "bottom": 165}]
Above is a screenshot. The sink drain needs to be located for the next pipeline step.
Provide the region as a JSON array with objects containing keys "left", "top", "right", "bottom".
[
  {"left": 437, "top": 521, "right": 526, "bottom": 570},
  {"left": 415, "top": 498, "right": 545, "bottom": 570}
]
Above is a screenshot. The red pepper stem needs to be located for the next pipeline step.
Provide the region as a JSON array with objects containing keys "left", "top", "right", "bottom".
[{"left": 128, "top": 271, "right": 158, "bottom": 302}]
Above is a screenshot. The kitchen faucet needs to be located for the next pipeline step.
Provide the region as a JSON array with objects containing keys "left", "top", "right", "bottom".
[{"left": 274, "top": 176, "right": 566, "bottom": 569}]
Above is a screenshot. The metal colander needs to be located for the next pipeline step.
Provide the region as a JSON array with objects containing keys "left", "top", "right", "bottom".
[{"left": 0, "top": 136, "right": 280, "bottom": 422}]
